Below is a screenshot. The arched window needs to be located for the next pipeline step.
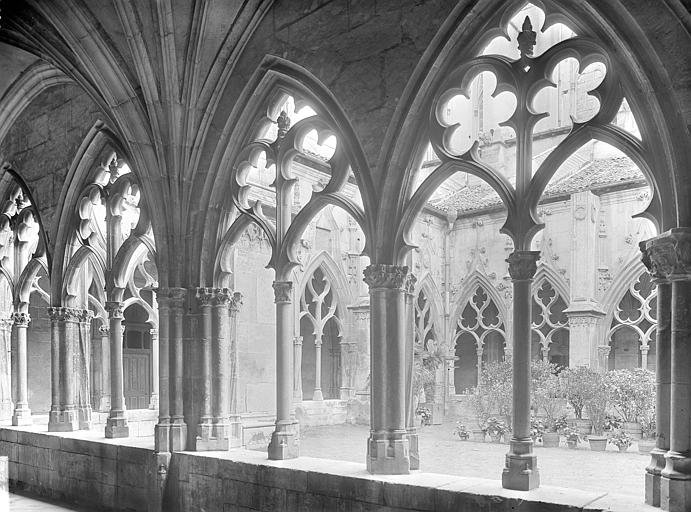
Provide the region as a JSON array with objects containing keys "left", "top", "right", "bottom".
[
  {"left": 531, "top": 280, "right": 569, "bottom": 367},
  {"left": 608, "top": 271, "right": 656, "bottom": 370},
  {"left": 299, "top": 267, "right": 343, "bottom": 401},
  {"left": 453, "top": 285, "right": 506, "bottom": 393}
]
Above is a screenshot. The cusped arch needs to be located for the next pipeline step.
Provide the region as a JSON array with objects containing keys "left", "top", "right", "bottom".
[
  {"left": 110, "top": 235, "right": 157, "bottom": 297},
  {"left": 450, "top": 271, "right": 509, "bottom": 329},
  {"left": 62, "top": 245, "right": 106, "bottom": 307},
  {"left": 533, "top": 264, "right": 570, "bottom": 302},
  {"left": 197, "top": 55, "right": 375, "bottom": 286},
  {"left": 414, "top": 272, "right": 445, "bottom": 344},
  {"left": 16, "top": 256, "right": 49, "bottom": 307},
  {"left": 299, "top": 250, "right": 352, "bottom": 317},
  {"left": 600, "top": 255, "right": 650, "bottom": 331}
]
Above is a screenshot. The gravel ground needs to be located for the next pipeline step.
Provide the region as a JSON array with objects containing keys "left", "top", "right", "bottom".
[{"left": 299, "top": 422, "right": 648, "bottom": 499}]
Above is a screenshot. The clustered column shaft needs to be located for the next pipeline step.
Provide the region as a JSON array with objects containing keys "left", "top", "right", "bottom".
[
  {"left": 502, "top": 251, "right": 541, "bottom": 491},
  {"left": 169, "top": 288, "right": 187, "bottom": 451},
  {"left": 404, "top": 273, "right": 419, "bottom": 470},
  {"left": 644, "top": 228, "right": 691, "bottom": 512},
  {"left": 154, "top": 290, "right": 171, "bottom": 452},
  {"left": 363, "top": 264, "right": 410, "bottom": 475}
]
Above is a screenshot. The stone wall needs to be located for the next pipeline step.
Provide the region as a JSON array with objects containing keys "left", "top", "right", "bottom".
[{"left": 0, "top": 426, "right": 638, "bottom": 511}]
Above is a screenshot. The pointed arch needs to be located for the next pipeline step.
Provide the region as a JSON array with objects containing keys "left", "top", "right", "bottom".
[
  {"left": 62, "top": 245, "right": 106, "bottom": 307},
  {"left": 110, "top": 235, "right": 156, "bottom": 294},
  {"left": 601, "top": 255, "right": 649, "bottom": 326},
  {"left": 196, "top": 55, "right": 375, "bottom": 286},
  {"left": 16, "top": 256, "right": 49, "bottom": 307},
  {"left": 299, "top": 250, "right": 352, "bottom": 317},
  {"left": 533, "top": 264, "right": 570, "bottom": 303},
  {"left": 414, "top": 272, "right": 445, "bottom": 346},
  {"left": 50, "top": 122, "right": 129, "bottom": 304},
  {"left": 450, "top": 271, "right": 508, "bottom": 328}
]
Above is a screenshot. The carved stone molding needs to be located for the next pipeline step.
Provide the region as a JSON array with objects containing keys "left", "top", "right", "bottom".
[
  {"left": 363, "top": 264, "right": 408, "bottom": 290},
  {"left": 196, "top": 287, "right": 214, "bottom": 307},
  {"left": 48, "top": 307, "right": 92, "bottom": 323},
  {"left": 642, "top": 229, "right": 691, "bottom": 281},
  {"left": 506, "top": 251, "right": 540, "bottom": 281},
  {"left": 230, "top": 292, "right": 244, "bottom": 312},
  {"left": 105, "top": 301, "right": 124, "bottom": 319},
  {"left": 567, "top": 315, "right": 601, "bottom": 327},
  {"left": 12, "top": 312, "right": 31, "bottom": 328},
  {"left": 273, "top": 281, "right": 292, "bottom": 304}
]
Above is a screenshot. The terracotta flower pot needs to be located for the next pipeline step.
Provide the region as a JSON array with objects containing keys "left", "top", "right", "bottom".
[
  {"left": 471, "top": 429, "right": 486, "bottom": 442},
  {"left": 588, "top": 436, "right": 607, "bottom": 451},
  {"left": 542, "top": 432, "right": 560, "bottom": 448},
  {"left": 618, "top": 444, "right": 630, "bottom": 452},
  {"left": 567, "top": 439, "right": 578, "bottom": 449}
]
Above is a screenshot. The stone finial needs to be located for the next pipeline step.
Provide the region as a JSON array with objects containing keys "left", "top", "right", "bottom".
[
  {"left": 517, "top": 16, "right": 536, "bottom": 58},
  {"left": 12, "top": 312, "right": 31, "bottom": 327},
  {"left": 363, "top": 264, "right": 408, "bottom": 290},
  {"left": 506, "top": 251, "right": 540, "bottom": 281},
  {"left": 277, "top": 110, "right": 291, "bottom": 140},
  {"left": 273, "top": 281, "right": 292, "bottom": 303}
]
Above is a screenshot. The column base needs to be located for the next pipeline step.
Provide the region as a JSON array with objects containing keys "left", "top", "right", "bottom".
[
  {"left": 155, "top": 422, "right": 171, "bottom": 453},
  {"left": 502, "top": 439, "right": 540, "bottom": 491},
  {"left": 366, "top": 430, "right": 410, "bottom": 475},
  {"left": 48, "top": 408, "right": 80, "bottom": 432},
  {"left": 105, "top": 413, "right": 130, "bottom": 438},
  {"left": 268, "top": 420, "right": 299, "bottom": 460},
  {"left": 149, "top": 393, "right": 159, "bottom": 410},
  {"left": 661, "top": 451, "right": 691, "bottom": 512},
  {"left": 407, "top": 428, "right": 419, "bottom": 471},
  {"left": 12, "top": 406, "right": 32, "bottom": 426},
  {"left": 312, "top": 389, "right": 324, "bottom": 401},
  {"left": 197, "top": 421, "right": 243, "bottom": 451},
  {"left": 79, "top": 405, "right": 92, "bottom": 430},
  {"left": 646, "top": 448, "right": 666, "bottom": 506},
  {"left": 94, "top": 395, "right": 111, "bottom": 413},
  {"left": 169, "top": 421, "right": 187, "bottom": 451}
]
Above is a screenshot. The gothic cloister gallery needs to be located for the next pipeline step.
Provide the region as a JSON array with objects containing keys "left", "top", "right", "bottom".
[{"left": 0, "top": 0, "right": 690, "bottom": 511}]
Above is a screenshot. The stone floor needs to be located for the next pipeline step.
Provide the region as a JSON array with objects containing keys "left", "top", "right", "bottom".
[
  {"left": 10, "top": 492, "right": 89, "bottom": 511},
  {"left": 298, "top": 423, "right": 649, "bottom": 500}
]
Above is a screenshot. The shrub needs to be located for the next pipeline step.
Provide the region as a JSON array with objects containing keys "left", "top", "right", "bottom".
[
  {"left": 561, "top": 366, "right": 600, "bottom": 420},
  {"left": 608, "top": 430, "right": 633, "bottom": 450},
  {"left": 583, "top": 371, "right": 609, "bottom": 436},
  {"left": 482, "top": 416, "right": 510, "bottom": 437},
  {"left": 454, "top": 422, "right": 470, "bottom": 440},
  {"left": 605, "top": 368, "right": 655, "bottom": 423}
]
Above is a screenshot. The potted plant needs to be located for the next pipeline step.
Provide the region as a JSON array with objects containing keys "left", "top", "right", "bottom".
[
  {"left": 533, "top": 367, "right": 565, "bottom": 448},
  {"left": 584, "top": 371, "right": 609, "bottom": 451},
  {"left": 606, "top": 368, "right": 655, "bottom": 439},
  {"left": 483, "top": 416, "right": 510, "bottom": 443},
  {"left": 562, "top": 427, "right": 581, "bottom": 449},
  {"left": 530, "top": 416, "right": 545, "bottom": 444},
  {"left": 414, "top": 339, "right": 446, "bottom": 424},
  {"left": 415, "top": 405, "right": 432, "bottom": 426},
  {"left": 608, "top": 430, "right": 633, "bottom": 452},
  {"left": 454, "top": 422, "right": 470, "bottom": 441},
  {"left": 561, "top": 366, "right": 600, "bottom": 434},
  {"left": 638, "top": 413, "right": 656, "bottom": 454}
]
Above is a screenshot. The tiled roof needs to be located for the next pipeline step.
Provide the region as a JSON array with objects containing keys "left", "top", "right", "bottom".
[{"left": 430, "top": 157, "right": 647, "bottom": 213}]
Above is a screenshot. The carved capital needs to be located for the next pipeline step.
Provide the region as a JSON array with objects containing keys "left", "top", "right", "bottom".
[
  {"left": 149, "top": 328, "right": 158, "bottom": 339},
  {"left": 273, "top": 281, "right": 292, "bottom": 303},
  {"left": 363, "top": 264, "right": 408, "bottom": 290},
  {"left": 230, "top": 292, "right": 244, "bottom": 312},
  {"left": 404, "top": 273, "right": 417, "bottom": 296},
  {"left": 196, "top": 287, "right": 214, "bottom": 307},
  {"left": 0, "top": 318, "right": 14, "bottom": 331},
  {"left": 49, "top": 307, "right": 92, "bottom": 323},
  {"left": 154, "top": 287, "right": 170, "bottom": 307},
  {"left": 643, "top": 229, "right": 691, "bottom": 281},
  {"left": 506, "top": 251, "right": 540, "bottom": 281},
  {"left": 98, "top": 325, "right": 110, "bottom": 336},
  {"left": 213, "top": 288, "right": 232, "bottom": 306},
  {"left": 597, "top": 344, "right": 611, "bottom": 359},
  {"left": 105, "top": 301, "right": 124, "bottom": 319},
  {"left": 293, "top": 336, "right": 303, "bottom": 346},
  {"left": 12, "top": 312, "right": 31, "bottom": 328}
]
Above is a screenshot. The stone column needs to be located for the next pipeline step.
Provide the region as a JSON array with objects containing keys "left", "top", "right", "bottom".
[
  {"left": 149, "top": 328, "right": 159, "bottom": 410},
  {"left": 646, "top": 229, "right": 691, "bottom": 512},
  {"left": 313, "top": 334, "right": 324, "bottom": 401},
  {"left": 0, "top": 318, "right": 13, "bottom": 421},
  {"left": 339, "top": 341, "right": 358, "bottom": 400},
  {"left": 268, "top": 281, "right": 299, "bottom": 460},
  {"left": 47, "top": 308, "right": 81, "bottom": 432},
  {"left": 363, "top": 264, "right": 409, "bottom": 475},
  {"left": 476, "top": 347, "right": 483, "bottom": 388},
  {"left": 11, "top": 312, "right": 31, "bottom": 425},
  {"left": 168, "top": 288, "right": 187, "bottom": 451},
  {"left": 105, "top": 301, "right": 129, "bottom": 438},
  {"left": 404, "top": 273, "right": 419, "bottom": 470},
  {"left": 640, "top": 345, "right": 649, "bottom": 371},
  {"left": 196, "top": 288, "right": 214, "bottom": 445},
  {"left": 93, "top": 325, "right": 111, "bottom": 412},
  {"left": 502, "top": 251, "right": 540, "bottom": 491},
  {"left": 77, "top": 310, "right": 93, "bottom": 430},
  {"left": 228, "top": 292, "right": 243, "bottom": 445},
  {"left": 596, "top": 345, "right": 611, "bottom": 372},
  {"left": 293, "top": 336, "right": 303, "bottom": 402},
  {"left": 155, "top": 290, "right": 171, "bottom": 452}
]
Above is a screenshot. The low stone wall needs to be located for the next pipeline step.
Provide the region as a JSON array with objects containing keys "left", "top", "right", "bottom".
[
  {"left": 0, "top": 427, "right": 168, "bottom": 511},
  {"left": 0, "top": 426, "right": 648, "bottom": 512}
]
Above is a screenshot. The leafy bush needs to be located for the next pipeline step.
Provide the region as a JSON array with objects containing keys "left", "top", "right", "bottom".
[
  {"left": 482, "top": 416, "right": 510, "bottom": 437},
  {"left": 471, "top": 360, "right": 513, "bottom": 429},
  {"left": 561, "top": 366, "right": 600, "bottom": 419},
  {"left": 583, "top": 371, "right": 609, "bottom": 435},
  {"left": 532, "top": 363, "right": 565, "bottom": 431},
  {"left": 454, "top": 422, "right": 470, "bottom": 440},
  {"left": 605, "top": 368, "right": 655, "bottom": 423},
  {"left": 608, "top": 430, "right": 633, "bottom": 450}
]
